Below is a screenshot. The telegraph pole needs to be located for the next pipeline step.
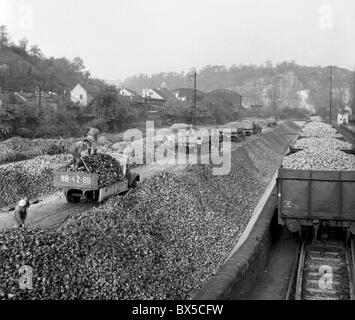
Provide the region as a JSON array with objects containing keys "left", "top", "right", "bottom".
[
  {"left": 189, "top": 68, "right": 197, "bottom": 128},
  {"left": 144, "top": 95, "right": 148, "bottom": 122},
  {"left": 62, "top": 87, "right": 65, "bottom": 108},
  {"left": 38, "top": 87, "right": 42, "bottom": 109},
  {"left": 193, "top": 70, "right": 197, "bottom": 128},
  {"left": 329, "top": 65, "right": 333, "bottom": 125}
]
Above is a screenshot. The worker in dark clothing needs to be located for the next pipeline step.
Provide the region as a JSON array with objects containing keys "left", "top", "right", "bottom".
[
  {"left": 87, "top": 128, "right": 100, "bottom": 156},
  {"left": 196, "top": 136, "right": 203, "bottom": 156},
  {"left": 13, "top": 198, "right": 30, "bottom": 229},
  {"left": 68, "top": 139, "right": 91, "bottom": 169}
]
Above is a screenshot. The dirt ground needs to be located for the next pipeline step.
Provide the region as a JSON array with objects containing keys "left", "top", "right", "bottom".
[{"left": 0, "top": 159, "right": 188, "bottom": 232}]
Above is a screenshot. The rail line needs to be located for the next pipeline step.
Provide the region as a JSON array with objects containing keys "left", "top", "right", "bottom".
[
  {"left": 338, "top": 125, "right": 355, "bottom": 145},
  {"left": 288, "top": 235, "right": 355, "bottom": 300}
]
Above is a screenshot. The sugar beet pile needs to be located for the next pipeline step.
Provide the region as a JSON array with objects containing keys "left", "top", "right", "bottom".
[
  {"left": 65, "top": 154, "right": 125, "bottom": 187},
  {"left": 0, "top": 155, "right": 72, "bottom": 205},
  {"left": 0, "top": 136, "right": 76, "bottom": 165},
  {"left": 0, "top": 123, "right": 298, "bottom": 300},
  {"left": 283, "top": 121, "right": 355, "bottom": 171}
]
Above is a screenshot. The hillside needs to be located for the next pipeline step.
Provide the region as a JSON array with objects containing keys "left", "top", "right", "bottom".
[
  {"left": 0, "top": 44, "right": 105, "bottom": 94},
  {"left": 122, "top": 62, "right": 354, "bottom": 115}
]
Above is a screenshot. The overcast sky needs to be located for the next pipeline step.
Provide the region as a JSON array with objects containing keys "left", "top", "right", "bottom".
[{"left": 1, "top": 0, "right": 355, "bottom": 80}]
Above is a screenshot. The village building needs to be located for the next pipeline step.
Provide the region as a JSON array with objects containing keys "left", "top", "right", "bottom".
[
  {"left": 70, "top": 83, "right": 88, "bottom": 107},
  {"left": 171, "top": 88, "right": 206, "bottom": 102},
  {"left": 142, "top": 87, "right": 177, "bottom": 103},
  {"left": 338, "top": 106, "right": 352, "bottom": 125}
]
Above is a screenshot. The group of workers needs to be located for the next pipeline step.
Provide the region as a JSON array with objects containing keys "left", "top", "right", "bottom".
[{"left": 12, "top": 127, "right": 100, "bottom": 229}]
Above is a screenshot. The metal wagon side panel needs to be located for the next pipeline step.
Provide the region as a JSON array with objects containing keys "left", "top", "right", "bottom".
[
  {"left": 278, "top": 169, "right": 355, "bottom": 224},
  {"left": 278, "top": 169, "right": 311, "bottom": 218},
  {"left": 342, "top": 171, "right": 355, "bottom": 220}
]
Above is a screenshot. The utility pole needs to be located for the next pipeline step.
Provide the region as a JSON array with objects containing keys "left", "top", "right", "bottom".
[
  {"left": 39, "top": 87, "right": 42, "bottom": 109},
  {"left": 189, "top": 68, "right": 197, "bottom": 128},
  {"left": 329, "top": 65, "right": 333, "bottom": 125},
  {"left": 144, "top": 95, "right": 148, "bottom": 122},
  {"left": 62, "top": 87, "right": 65, "bottom": 108}
]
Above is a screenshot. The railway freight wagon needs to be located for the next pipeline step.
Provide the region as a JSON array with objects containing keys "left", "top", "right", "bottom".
[{"left": 277, "top": 169, "right": 355, "bottom": 239}]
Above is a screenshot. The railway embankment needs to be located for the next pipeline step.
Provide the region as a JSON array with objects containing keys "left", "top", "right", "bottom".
[{"left": 194, "top": 121, "right": 302, "bottom": 300}]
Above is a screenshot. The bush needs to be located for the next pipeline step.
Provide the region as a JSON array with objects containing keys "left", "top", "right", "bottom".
[
  {"left": 87, "top": 118, "right": 109, "bottom": 132},
  {"left": 16, "top": 128, "right": 35, "bottom": 139}
]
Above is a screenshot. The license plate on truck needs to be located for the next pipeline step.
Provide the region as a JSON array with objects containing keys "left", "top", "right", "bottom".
[{"left": 53, "top": 171, "right": 99, "bottom": 190}]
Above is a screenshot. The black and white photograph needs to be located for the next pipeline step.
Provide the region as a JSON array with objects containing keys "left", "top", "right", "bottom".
[{"left": 0, "top": 0, "right": 355, "bottom": 309}]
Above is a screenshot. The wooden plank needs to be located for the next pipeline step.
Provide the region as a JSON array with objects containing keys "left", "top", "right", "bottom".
[{"left": 98, "top": 180, "right": 128, "bottom": 202}]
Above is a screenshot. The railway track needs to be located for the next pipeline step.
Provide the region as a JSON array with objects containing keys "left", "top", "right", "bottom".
[
  {"left": 338, "top": 125, "right": 355, "bottom": 145},
  {"left": 289, "top": 234, "right": 355, "bottom": 300}
]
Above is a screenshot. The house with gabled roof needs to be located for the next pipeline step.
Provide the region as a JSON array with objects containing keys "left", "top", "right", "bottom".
[
  {"left": 142, "top": 87, "right": 177, "bottom": 102},
  {"left": 119, "top": 88, "right": 144, "bottom": 103},
  {"left": 172, "top": 88, "right": 206, "bottom": 102},
  {"left": 119, "top": 88, "right": 137, "bottom": 97},
  {"left": 70, "top": 83, "right": 88, "bottom": 107},
  {"left": 70, "top": 83, "right": 99, "bottom": 107}
]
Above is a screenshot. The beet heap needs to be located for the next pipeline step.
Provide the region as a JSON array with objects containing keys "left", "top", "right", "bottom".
[{"left": 66, "top": 153, "right": 125, "bottom": 187}]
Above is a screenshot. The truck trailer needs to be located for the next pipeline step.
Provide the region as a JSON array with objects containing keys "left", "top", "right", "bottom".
[{"left": 53, "top": 155, "right": 140, "bottom": 203}]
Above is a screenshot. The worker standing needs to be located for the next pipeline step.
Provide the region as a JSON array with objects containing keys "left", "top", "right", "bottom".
[
  {"left": 68, "top": 139, "right": 91, "bottom": 169},
  {"left": 87, "top": 127, "right": 100, "bottom": 156},
  {"left": 13, "top": 198, "right": 30, "bottom": 229},
  {"left": 196, "top": 136, "right": 203, "bottom": 158}
]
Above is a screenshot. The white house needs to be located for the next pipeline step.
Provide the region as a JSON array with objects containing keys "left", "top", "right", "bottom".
[
  {"left": 142, "top": 88, "right": 167, "bottom": 101},
  {"left": 338, "top": 106, "right": 352, "bottom": 125},
  {"left": 70, "top": 83, "right": 88, "bottom": 107},
  {"left": 119, "top": 88, "right": 135, "bottom": 97},
  {"left": 172, "top": 91, "right": 187, "bottom": 102}
]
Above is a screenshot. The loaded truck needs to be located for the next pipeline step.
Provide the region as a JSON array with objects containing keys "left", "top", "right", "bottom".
[
  {"left": 220, "top": 125, "right": 246, "bottom": 143},
  {"left": 53, "top": 154, "right": 140, "bottom": 203},
  {"left": 241, "top": 120, "right": 254, "bottom": 136},
  {"left": 240, "top": 120, "right": 263, "bottom": 136},
  {"left": 223, "top": 123, "right": 247, "bottom": 141},
  {"left": 266, "top": 118, "right": 278, "bottom": 128}
]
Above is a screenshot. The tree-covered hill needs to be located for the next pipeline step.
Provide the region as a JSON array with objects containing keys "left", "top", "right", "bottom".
[
  {"left": 123, "top": 61, "right": 354, "bottom": 116},
  {"left": 0, "top": 25, "right": 105, "bottom": 94}
]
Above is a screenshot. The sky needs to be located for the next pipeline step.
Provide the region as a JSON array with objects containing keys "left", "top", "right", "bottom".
[{"left": 1, "top": 0, "right": 355, "bottom": 80}]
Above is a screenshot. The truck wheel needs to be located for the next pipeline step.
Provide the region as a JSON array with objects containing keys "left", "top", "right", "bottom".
[
  {"left": 132, "top": 179, "right": 139, "bottom": 189},
  {"left": 66, "top": 195, "right": 80, "bottom": 203}
]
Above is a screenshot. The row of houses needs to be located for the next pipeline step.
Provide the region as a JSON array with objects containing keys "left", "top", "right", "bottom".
[
  {"left": 0, "top": 83, "right": 97, "bottom": 111},
  {"left": 70, "top": 83, "right": 244, "bottom": 108},
  {"left": 70, "top": 84, "right": 354, "bottom": 124},
  {"left": 1, "top": 82, "right": 245, "bottom": 115}
]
